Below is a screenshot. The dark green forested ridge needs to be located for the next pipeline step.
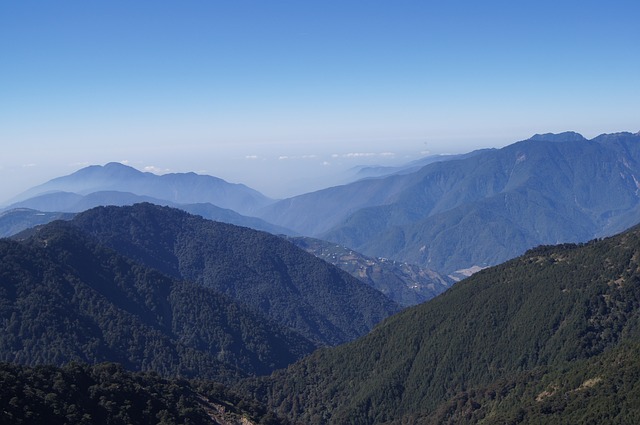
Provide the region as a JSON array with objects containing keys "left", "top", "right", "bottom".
[
  {"left": 63, "top": 203, "right": 400, "bottom": 346},
  {"left": 420, "top": 341, "right": 640, "bottom": 424},
  {"left": 0, "top": 220, "right": 317, "bottom": 382},
  {"left": 242, "top": 223, "right": 640, "bottom": 424},
  {"left": 0, "top": 361, "right": 289, "bottom": 424}
]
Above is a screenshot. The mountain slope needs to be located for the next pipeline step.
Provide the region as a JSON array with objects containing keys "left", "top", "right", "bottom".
[
  {"left": 422, "top": 341, "right": 640, "bottom": 424},
  {"left": 1, "top": 221, "right": 316, "bottom": 381},
  {"left": 257, "top": 171, "right": 420, "bottom": 236},
  {"left": 10, "top": 162, "right": 273, "bottom": 215},
  {"left": 287, "top": 236, "right": 452, "bottom": 306},
  {"left": 333, "top": 132, "right": 640, "bottom": 273},
  {"left": 246, "top": 223, "right": 640, "bottom": 424},
  {"left": 65, "top": 203, "right": 400, "bottom": 346},
  {"left": 352, "top": 149, "right": 494, "bottom": 180},
  {"left": 258, "top": 131, "right": 640, "bottom": 273}
]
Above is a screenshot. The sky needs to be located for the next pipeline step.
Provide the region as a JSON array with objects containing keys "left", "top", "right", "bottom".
[{"left": 1, "top": 0, "right": 639, "bottom": 203}]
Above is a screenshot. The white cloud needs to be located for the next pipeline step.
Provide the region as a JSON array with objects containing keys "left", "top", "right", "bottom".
[
  {"left": 22, "top": 163, "right": 37, "bottom": 167},
  {"left": 277, "top": 154, "right": 318, "bottom": 161},
  {"left": 245, "top": 155, "right": 259, "bottom": 160},
  {"left": 143, "top": 165, "right": 171, "bottom": 175},
  {"left": 341, "top": 152, "right": 396, "bottom": 159}
]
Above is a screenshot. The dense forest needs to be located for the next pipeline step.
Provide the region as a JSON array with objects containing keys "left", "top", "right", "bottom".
[
  {"left": 64, "top": 203, "right": 400, "bottom": 346},
  {"left": 0, "top": 220, "right": 316, "bottom": 382},
  {"left": 0, "top": 361, "right": 289, "bottom": 424},
  {"left": 241, "top": 226, "right": 640, "bottom": 423},
  {"left": 423, "top": 341, "right": 640, "bottom": 424}
]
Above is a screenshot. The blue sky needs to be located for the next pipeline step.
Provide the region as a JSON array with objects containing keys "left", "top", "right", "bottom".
[{"left": 1, "top": 0, "right": 639, "bottom": 202}]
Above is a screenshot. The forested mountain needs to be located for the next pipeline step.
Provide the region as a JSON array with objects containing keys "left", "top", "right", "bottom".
[
  {"left": 1, "top": 221, "right": 317, "bottom": 381},
  {"left": 257, "top": 131, "right": 640, "bottom": 274},
  {"left": 7, "top": 162, "right": 273, "bottom": 215},
  {"left": 62, "top": 203, "right": 399, "bottom": 346},
  {"left": 286, "top": 236, "right": 452, "bottom": 306},
  {"left": 0, "top": 362, "right": 289, "bottom": 424},
  {"left": 243, "top": 222, "right": 640, "bottom": 424}
]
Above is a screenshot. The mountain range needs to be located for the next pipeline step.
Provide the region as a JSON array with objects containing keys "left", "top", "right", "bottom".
[
  {"left": 9, "top": 131, "right": 639, "bottom": 280},
  {"left": 256, "top": 131, "right": 640, "bottom": 273}
]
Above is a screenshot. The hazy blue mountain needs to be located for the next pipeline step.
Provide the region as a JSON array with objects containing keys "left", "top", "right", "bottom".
[
  {"left": 286, "top": 236, "right": 453, "bottom": 306},
  {"left": 6, "top": 191, "right": 85, "bottom": 212},
  {"left": 257, "top": 171, "right": 420, "bottom": 236},
  {"left": 66, "top": 203, "right": 400, "bottom": 346},
  {"left": 1, "top": 193, "right": 294, "bottom": 237},
  {"left": 244, "top": 223, "right": 640, "bottom": 424},
  {"left": 0, "top": 208, "right": 74, "bottom": 238},
  {"left": 179, "top": 202, "right": 295, "bottom": 235},
  {"left": 6, "top": 190, "right": 166, "bottom": 212},
  {"left": 1, "top": 220, "right": 317, "bottom": 382},
  {"left": 258, "top": 132, "right": 640, "bottom": 274},
  {"left": 10, "top": 162, "right": 273, "bottom": 215},
  {"left": 352, "top": 149, "right": 494, "bottom": 180}
]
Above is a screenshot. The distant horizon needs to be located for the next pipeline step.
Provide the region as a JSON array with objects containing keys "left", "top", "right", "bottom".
[
  {"left": 2, "top": 1, "right": 638, "bottom": 203},
  {"left": 2, "top": 129, "right": 637, "bottom": 206}
]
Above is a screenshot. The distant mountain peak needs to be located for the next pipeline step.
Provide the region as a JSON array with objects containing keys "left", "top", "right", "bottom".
[
  {"left": 104, "top": 161, "right": 131, "bottom": 167},
  {"left": 9, "top": 162, "right": 274, "bottom": 215},
  {"left": 71, "top": 162, "right": 144, "bottom": 178},
  {"left": 103, "top": 161, "right": 143, "bottom": 171},
  {"left": 528, "top": 131, "right": 587, "bottom": 142}
]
